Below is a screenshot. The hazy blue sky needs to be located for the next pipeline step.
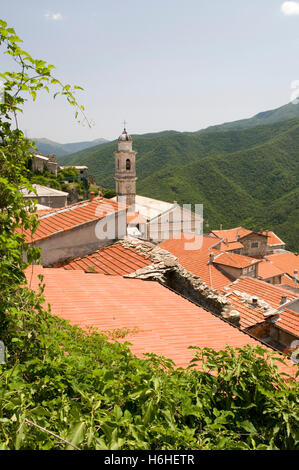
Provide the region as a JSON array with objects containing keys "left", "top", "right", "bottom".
[{"left": 1, "top": 0, "right": 299, "bottom": 142}]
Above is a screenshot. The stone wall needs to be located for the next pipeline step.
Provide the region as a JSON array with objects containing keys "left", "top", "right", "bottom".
[{"left": 122, "top": 239, "right": 235, "bottom": 322}]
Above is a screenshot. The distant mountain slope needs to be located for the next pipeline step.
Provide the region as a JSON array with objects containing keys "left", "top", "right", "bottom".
[
  {"left": 139, "top": 118, "right": 299, "bottom": 251},
  {"left": 32, "top": 137, "right": 109, "bottom": 157},
  {"left": 200, "top": 100, "right": 299, "bottom": 133},
  {"left": 59, "top": 118, "right": 294, "bottom": 187}
]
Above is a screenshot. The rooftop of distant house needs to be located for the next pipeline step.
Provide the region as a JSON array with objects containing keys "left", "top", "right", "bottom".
[
  {"left": 21, "top": 196, "right": 127, "bottom": 243},
  {"left": 20, "top": 184, "right": 69, "bottom": 198},
  {"left": 159, "top": 234, "right": 234, "bottom": 291},
  {"left": 266, "top": 252, "right": 299, "bottom": 279},
  {"left": 54, "top": 241, "right": 153, "bottom": 275},
  {"left": 257, "top": 259, "right": 285, "bottom": 281},
  {"left": 224, "top": 277, "right": 299, "bottom": 310}
]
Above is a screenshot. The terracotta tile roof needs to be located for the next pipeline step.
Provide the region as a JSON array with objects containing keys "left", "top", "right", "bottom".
[
  {"left": 224, "top": 277, "right": 299, "bottom": 310},
  {"left": 263, "top": 231, "right": 285, "bottom": 246},
  {"left": 127, "top": 211, "right": 146, "bottom": 224},
  {"left": 22, "top": 197, "right": 127, "bottom": 243},
  {"left": 25, "top": 266, "right": 292, "bottom": 372},
  {"left": 211, "top": 227, "right": 253, "bottom": 243},
  {"left": 276, "top": 308, "right": 299, "bottom": 338},
  {"left": 213, "top": 252, "right": 261, "bottom": 269},
  {"left": 159, "top": 235, "right": 232, "bottom": 291},
  {"left": 55, "top": 242, "right": 153, "bottom": 275},
  {"left": 280, "top": 274, "right": 299, "bottom": 291},
  {"left": 266, "top": 252, "right": 299, "bottom": 279},
  {"left": 257, "top": 259, "right": 285, "bottom": 280},
  {"left": 224, "top": 291, "right": 278, "bottom": 330},
  {"left": 216, "top": 241, "right": 244, "bottom": 252}
]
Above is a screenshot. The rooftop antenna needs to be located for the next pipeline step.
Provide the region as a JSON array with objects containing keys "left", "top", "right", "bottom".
[{"left": 123, "top": 119, "right": 127, "bottom": 131}]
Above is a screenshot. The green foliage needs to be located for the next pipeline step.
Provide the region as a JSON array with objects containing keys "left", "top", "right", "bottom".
[
  {"left": 59, "top": 117, "right": 299, "bottom": 251},
  {"left": 102, "top": 187, "right": 116, "bottom": 199}
]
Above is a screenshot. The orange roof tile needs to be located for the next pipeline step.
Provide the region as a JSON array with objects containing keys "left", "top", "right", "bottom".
[
  {"left": 127, "top": 211, "right": 146, "bottom": 224},
  {"left": 266, "top": 252, "right": 299, "bottom": 279},
  {"left": 55, "top": 242, "right": 153, "bottom": 275},
  {"left": 216, "top": 241, "right": 244, "bottom": 252},
  {"left": 159, "top": 235, "right": 232, "bottom": 291},
  {"left": 257, "top": 259, "right": 285, "bottom": 280},
  {"left": 25, "top": 266, "right": 295, "bottom": 372},
  {"left": 263, "top": 231, "right": 285, "bottom": 247},
  {"left": 280, "top": 274, "right": 299, "bottom": 291},
  {"left": 224, "top": 277, "right": 299, "bottom": 310},
  {"left": 22, "top": 197, "right": 127, "bottom": 243},
  {"left": 276, "top": 308, "right": 299, "bottom": 337},
  {"left": 211, "top": 227, "right": 253, "bottom": 243},
  {"left": 213, "top": 252, "right": 261, "bottom": 269},
  {"left": 224, "top": 291, "right": 278, "bottom": 330}
]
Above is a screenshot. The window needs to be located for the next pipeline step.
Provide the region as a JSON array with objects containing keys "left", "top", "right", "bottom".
[
  {"left": 251, "top": 242, "right": 259, "bottom": 248},
  {"left": 126, "top": 159, "right": 131, "bottom": 170}
]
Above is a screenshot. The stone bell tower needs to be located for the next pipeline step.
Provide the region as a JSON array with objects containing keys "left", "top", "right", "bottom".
[{"left": 114, "top": 127, "right": 137, "bottom": 208}]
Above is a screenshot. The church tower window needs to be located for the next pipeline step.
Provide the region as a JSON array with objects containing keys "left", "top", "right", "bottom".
[{"left": 114, "top": 126, "right": 137, "bottom": 207}]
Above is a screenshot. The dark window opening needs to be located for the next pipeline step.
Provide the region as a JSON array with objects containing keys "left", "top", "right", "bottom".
[{"left": 126, "top": 159, "right": 131, "bottom": 170}]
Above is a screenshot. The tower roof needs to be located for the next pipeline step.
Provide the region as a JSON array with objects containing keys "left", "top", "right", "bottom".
[{"left": 118, "top": 127, "right": 132, "bottom": 142}]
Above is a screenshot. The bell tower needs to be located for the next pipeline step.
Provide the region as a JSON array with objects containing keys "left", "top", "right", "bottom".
[{"left": 114, "top": 126, "right": 137, "bottom": 208}]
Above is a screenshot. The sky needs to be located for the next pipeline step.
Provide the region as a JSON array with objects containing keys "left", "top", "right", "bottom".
[{"left": 1, "top": 0, "right": 299, "bottom": 142}]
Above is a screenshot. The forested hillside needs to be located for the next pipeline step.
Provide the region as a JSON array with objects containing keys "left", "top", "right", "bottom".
[
  {"left": 200, "top": 100, "right": 299, "bottom": 132},
  {"left": 59, "top": 118, "right": 299, "bottom": 251}
]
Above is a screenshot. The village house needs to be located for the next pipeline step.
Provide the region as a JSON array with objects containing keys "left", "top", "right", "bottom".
[
  {"left": 266, "top": 252, "right": 299, "bottom": 285},
  {"left": 210, "top": 227, "right": 286, "bottom": 258},
  {"left": 32, "top": 153, "right": 58, "bottom": 176},
  {"left": 211, "top": 251, "right": 261, "bottom": 279},
  {"left": 53, "top": 240, "right": 153, "bottom": 275},
  {"left": 256, "top": 259, "right": 284, "bottom": 285},
  {"left": 210, "top": 227, "right": 268, "bottom": 258},
  {"left": 21, "top": 184, "right": 69, "bottom": 208},
  {"left": 223, "top": 278, "right": 299, "bottom": 353},
  {"left": 22, "top": 196, "right": 128, "bottom": 266}
]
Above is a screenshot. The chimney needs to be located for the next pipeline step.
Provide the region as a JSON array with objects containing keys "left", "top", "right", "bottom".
[
  {"left": 222, "top": 307, "right": 240, "bottom": 327},
  {"left": 220, "top": 224, "right": 223, "bottom": 230},
  {"left": 251, "top": 296, "right": 258, "bottom": 306},
  {"left": 89, "top": 191, "right": 95, "bottom": 201},
  {"left": 209, "top": 253, "right": 214, "bottom": 264},
  {"left": 294, "top": 269, "right": 298, "bottom": 283},
  {"left": 236, "top": 234, "right": 240, "bottom": 242},
  {"left": 280, "top": 295, "right": 287, "bottom": 305}
]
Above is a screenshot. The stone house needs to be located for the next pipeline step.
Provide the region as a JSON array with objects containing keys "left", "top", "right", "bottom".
[
  {"left": 22, "top": 196, "right": 128, "bottom": 266},
  {"left": 211, "top": 227, "right": 269, "bottom": 258},
  {"left": 21, "top": 184, "right": 69, "bottom": 208},
  {"left": 32, "top": 153, "right": 58, "bottom": 176}
]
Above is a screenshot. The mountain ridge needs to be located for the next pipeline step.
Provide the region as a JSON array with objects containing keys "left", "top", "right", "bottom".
[{"left": 32, "top": 137, "right": 109, "bottom": 157}]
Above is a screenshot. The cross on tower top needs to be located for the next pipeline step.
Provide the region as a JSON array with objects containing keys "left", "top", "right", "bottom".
[{"left": 123, "top": 119, "right": 127, "bottom": 131}]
